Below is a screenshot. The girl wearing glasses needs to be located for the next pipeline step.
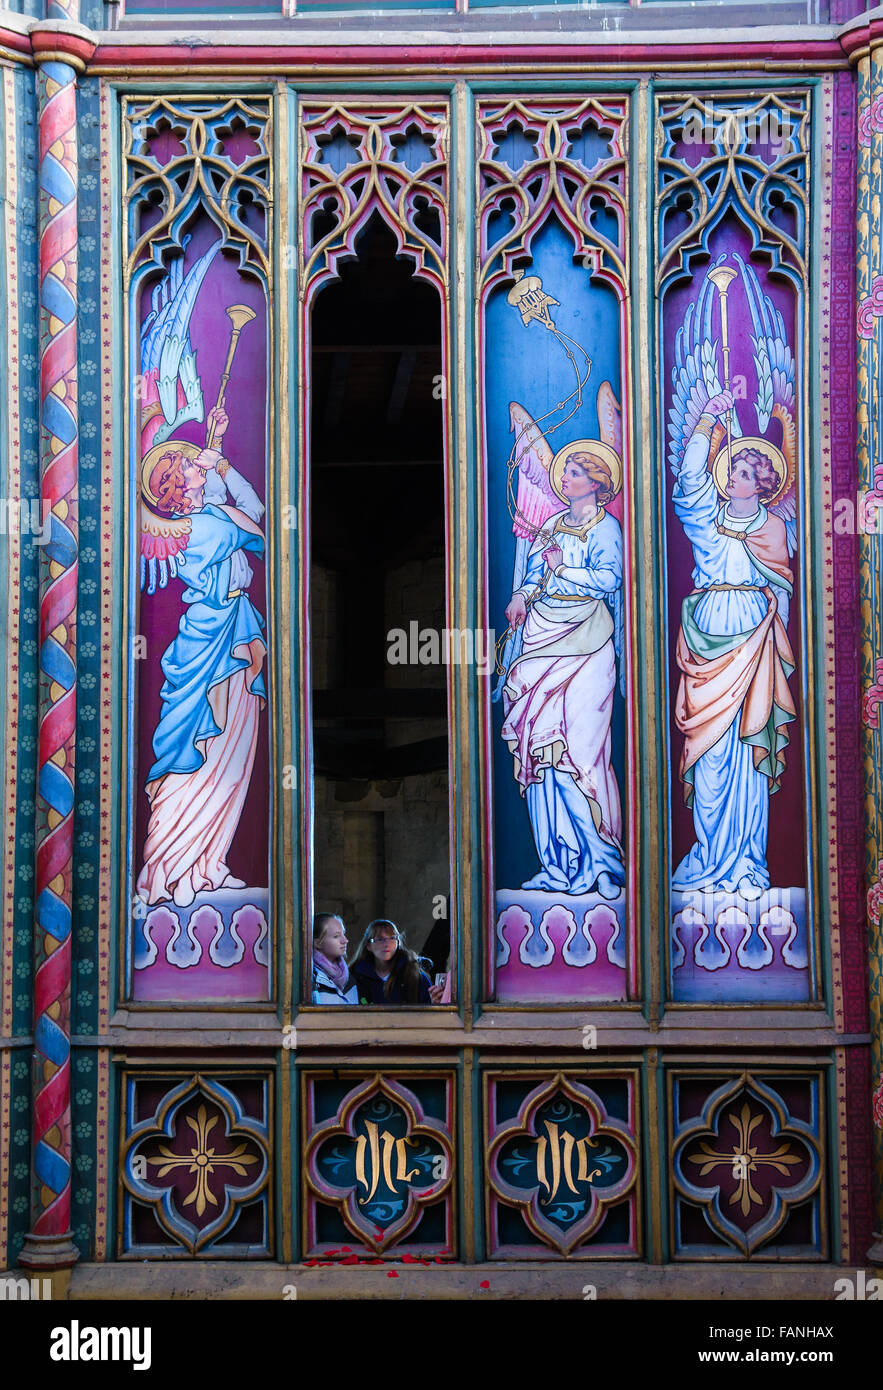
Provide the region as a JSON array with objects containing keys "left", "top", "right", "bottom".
[{"left": 351, "top": 920, "right": 435, "bottom": 1005}]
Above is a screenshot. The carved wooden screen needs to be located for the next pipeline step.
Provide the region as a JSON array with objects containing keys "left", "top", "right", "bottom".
[
  {"left": 656, "top": 93, "right": 816, "bottom": 1007},
  {"left": 100, "top": 78, "right": 868, "bottom": 1269},
  {"left": 124, "top": 98, "right": 275, "bottom": 1004},
  {"left": 479, "top": 96, "right": 636, "bottom": 1005}
]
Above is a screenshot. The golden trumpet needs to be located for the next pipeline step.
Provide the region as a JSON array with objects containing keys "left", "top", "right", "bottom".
[{"left": 205, "top": 303, "right": 257, "bottom": 449}]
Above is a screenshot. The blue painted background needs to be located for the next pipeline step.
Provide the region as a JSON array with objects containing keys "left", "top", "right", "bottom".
[{"left": 486, "top": 217, "right": 626, "bottom": 891}]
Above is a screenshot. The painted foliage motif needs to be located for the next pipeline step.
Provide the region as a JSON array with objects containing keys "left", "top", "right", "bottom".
[
  {"left": 482, "top": 99, "right": 633, "bottom": 1003},
  {"left": 658, "top": 94, "right": 813, "bottom": 1002},
  {"left": 126, "top": 100, "right": 272, "bottom": 1001}
]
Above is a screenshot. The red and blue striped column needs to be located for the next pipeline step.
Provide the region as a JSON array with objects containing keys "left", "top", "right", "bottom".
[{"left": 19, "top": 20, "right": 81, "bottom": 1269}]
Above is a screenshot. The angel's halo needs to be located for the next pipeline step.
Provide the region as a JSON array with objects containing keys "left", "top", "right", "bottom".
[
  {"left": 711, "top": 435, "right": 789, "bottom": 506},
  {"left": 141, "top": 438, "right": 205, "bottom": 514},
  {"left": 549, "top": 438, "right": 623, "bottom": 503}
]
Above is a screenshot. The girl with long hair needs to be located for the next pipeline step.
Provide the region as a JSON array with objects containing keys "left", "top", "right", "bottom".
[{"left": 350, "top": 920, "right": 433, "bottom": 1005}]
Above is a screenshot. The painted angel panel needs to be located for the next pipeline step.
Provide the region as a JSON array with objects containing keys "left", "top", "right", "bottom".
[
  {"left": 498, "top": 387, "right": 626, "bottom": 901},
  {"left": 670, "top": 257, "right": 796, "bottom": 895},
  {"left": 485, "top": 230, "right": 632, "bottom": 1003},
  {"left": 666, "top": 252, "right": 809, "bottom": 1002},
  {"left": 131, "top": 228, "right": 270, "bottom": 1001}
]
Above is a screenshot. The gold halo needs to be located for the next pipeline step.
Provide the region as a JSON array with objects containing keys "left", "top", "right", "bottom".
[
  {"left": 711, "top": 435, "right": 788, "bottom": 505},
  {"left": 140, "top": 438, "right": 203, "bottom": 511},
  {"left": 549, "top": 439, "right": 623, "bottom": 503}
]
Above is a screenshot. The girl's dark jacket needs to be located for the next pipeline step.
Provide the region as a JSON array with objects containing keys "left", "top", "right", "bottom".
[{"left": 352, "top": 954, "right": 432, "bottom": 1005}]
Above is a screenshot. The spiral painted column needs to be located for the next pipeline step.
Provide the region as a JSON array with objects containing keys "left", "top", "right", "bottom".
[
  {"left": 856, "top": 42, "right": 883, "bottom": 1266},
  {"left": 19, "top": 21, "right": 81, "bottom": 1270}
]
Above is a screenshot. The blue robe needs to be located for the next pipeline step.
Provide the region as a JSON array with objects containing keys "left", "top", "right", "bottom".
[
  {"left": 147, "top": 504, "right": 266, "bottom": 784},
  {"left": 672, "top": 431, "right": 793, "bottom": 895}
]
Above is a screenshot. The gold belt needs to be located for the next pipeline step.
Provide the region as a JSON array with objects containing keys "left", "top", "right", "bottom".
[
  {"left": 546, "top": 593, "right": 592, "bottom": 603},
  {"left": 698, "top": 583, "right": 764, "bottom": 593},
  {"left": 227, "top": 588, "right": 243, "bottom": 599}
]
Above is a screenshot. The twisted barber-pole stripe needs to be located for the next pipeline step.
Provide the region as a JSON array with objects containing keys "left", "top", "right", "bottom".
[{"left": 30, "top": 59, "right": 79, "bottom": 1247}]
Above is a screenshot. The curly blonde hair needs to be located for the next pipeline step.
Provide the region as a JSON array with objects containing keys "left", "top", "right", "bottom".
[{"left": 732, "top": 447, "right": 779, "bottom": 503}]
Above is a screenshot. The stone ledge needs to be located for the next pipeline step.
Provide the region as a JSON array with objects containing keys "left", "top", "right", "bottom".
[{"left": 63, "top": 1259, "right": 872, "bottom": 1301}]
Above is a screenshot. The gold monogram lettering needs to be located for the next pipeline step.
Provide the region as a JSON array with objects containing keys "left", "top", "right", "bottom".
[
  {"left": 535, "top": 1122, "right": 602, "bottom": 1203},
  {"left": 355, "top": 1122, "right": 421, "bottom": 1204}
]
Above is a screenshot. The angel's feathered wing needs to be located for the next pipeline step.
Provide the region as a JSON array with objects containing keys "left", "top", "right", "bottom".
[
  {"left": 734, "top": 253, "right": 798, "bottom": 555},
  {"left": 139, "top": 237, "right": 221, "bottom": 455},
  {"left": 596, "top": 382, "right": 626, "bottom": 695},
  {"left": 597, "top": 380, "right": 623, "bottom": 526},
  {"left": 668, "top": 255, "right": 741, "bottom": 480},
  {"left": 139, "top": 238, "right": 221, "bottom": 595},
  {"left": 492, "top": 404, "right": 561, "bottom": 703},
  {"left": 508, "top": 401, "right": 560, "bottom": 539}
]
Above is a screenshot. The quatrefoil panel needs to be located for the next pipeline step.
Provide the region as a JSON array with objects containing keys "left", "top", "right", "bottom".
[
  {"left": 120, "top": 1072, "right": 271, "bottom": 1257},
  {"left": 670, "top": 1069, "right": 825, "bottom": 1258}
]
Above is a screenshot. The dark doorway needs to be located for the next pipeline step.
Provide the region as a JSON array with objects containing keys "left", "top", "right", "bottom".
[{"left": 309, "top": 213, "right": 450, "bottom": 989}]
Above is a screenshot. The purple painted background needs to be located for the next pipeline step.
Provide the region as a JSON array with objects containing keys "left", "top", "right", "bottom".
[
  {"left": 663, "top": 221, "right": 807, "bottom": 891},
  {"left": 134, "top": 215, "right": 270, "bottom": 889}
]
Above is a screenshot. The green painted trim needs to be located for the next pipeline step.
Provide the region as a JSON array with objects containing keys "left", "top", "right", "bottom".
[
  {"left": 284, "top": 82, "right": 305, "bottom": 1015},
  {"left": 822, "top": 1058, "right": 840, "bottom": 1261},
  {"left": 652, "top": 76, "right": 819, "bottom": 92},
  {"left": 108, "top": 84, "right": 125, "bottom": 1015},
  {"left": 640, "top": 76, "right": 665, "bottom": 1021},
  {"left": 468, "top": 1054, "right": 485, "bottom": 1261},
  {"left": 106, "top": 1049, "right": 122, "bottom": 1263},
  {"left": 104, "top": 79, "right": 279, "bottom": 94},
  {"left": 655, "top": 1057, "right": 670, "bottom": 1262},
  {"left": 808, "top": 76, "right": 834, "bottom": 1014},
  {"left": 468, "top": 78, "right": 649, "bottom": 94},
  {"left": 290, "top": 80, "right": 457, "bottom": 93},
  {"left": 450, "top": 81, "right": 482, "bottom": 1019}
]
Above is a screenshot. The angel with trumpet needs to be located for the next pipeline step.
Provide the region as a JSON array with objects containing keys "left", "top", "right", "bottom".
[
  {"left": 669, "top": 255, "right": 798, "bottom": 901},
  {"left": 135, "top": 275, "right": 267, "bottom": 910}
]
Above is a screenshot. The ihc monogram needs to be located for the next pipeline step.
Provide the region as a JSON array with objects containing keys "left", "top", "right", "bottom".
[
  {"left": 535, "top": 1121, "right": 602, "bottom": 1203},
  {"left": 355, "top": 1121, "right": 420, "bottom": 1205}
]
